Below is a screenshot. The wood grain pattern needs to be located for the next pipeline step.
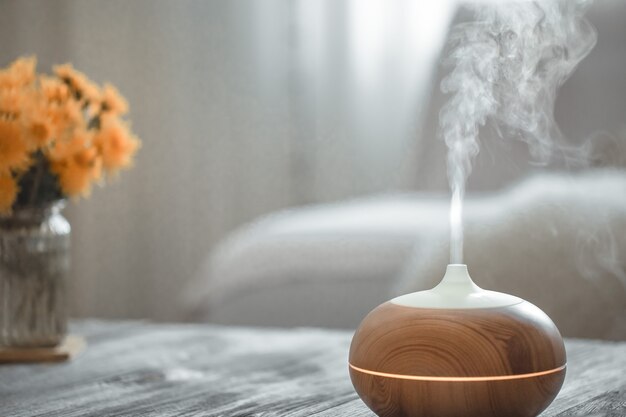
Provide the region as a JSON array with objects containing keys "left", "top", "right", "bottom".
[
  {"left": 349, "top": 301, "right": 567, "bottom": 417},
  {"left": 0, "top": 320, "right": 623, "bottom": 417},
  {"left": 350, "top": 301, "right": 566, "bottom": 377}
]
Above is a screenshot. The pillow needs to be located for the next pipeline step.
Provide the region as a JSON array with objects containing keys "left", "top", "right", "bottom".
[{"left": 183, "top": 196, "right": 449, "bottom": 328}]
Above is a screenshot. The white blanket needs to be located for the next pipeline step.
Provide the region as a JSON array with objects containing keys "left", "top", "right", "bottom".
[{"left": 397, "top": 169, "right": 626, "bottom": 340}]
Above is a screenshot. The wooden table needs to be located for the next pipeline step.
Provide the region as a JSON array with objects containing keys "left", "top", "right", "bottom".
[{"left": 0, "top": 320, "right": 624, "bottom": 416}]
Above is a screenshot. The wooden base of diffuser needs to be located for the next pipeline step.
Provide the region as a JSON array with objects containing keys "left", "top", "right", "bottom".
[{"left": 349, "top": 301, "right": 566, "bottom": 417}]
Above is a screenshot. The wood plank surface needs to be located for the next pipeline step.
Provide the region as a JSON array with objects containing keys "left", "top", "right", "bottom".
[{"left": 0, "top": 320, "right": 624, "bottom": 417}]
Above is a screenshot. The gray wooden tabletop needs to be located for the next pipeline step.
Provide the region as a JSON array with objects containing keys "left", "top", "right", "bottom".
[{"left": 0, "top": 320, "right": 624, "bottom": 417}]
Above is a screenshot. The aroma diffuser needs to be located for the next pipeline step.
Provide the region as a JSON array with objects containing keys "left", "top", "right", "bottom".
[{"left": 349, "top": 264, "right": 566, "bottom": 417}]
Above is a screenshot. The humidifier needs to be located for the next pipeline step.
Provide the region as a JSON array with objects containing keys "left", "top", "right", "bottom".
[{"left": 349, "top": 264, "right": 566, "bottom": 417}]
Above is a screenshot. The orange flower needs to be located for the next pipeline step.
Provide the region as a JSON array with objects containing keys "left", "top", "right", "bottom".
[
  {"left": 81, "top": 80, "right": 101, "bottom": 103},
  {"left": 10, "top": 56, "right": 37, "bottom": 85},
  {"left": 19, "top": 94, "right": 56, "bottom": 148},
  {"left": 40, "top": 75, "right": 70, "bottom": 103},
  {"left": 52, "top": 63, "right": 76, "bottom": 82},
  {"left": 53, "top": 63, "right": 101, "bottom": 102},
  {"left": 26, "top": 118, "right": 53, "bottom": 147},
  {"left": 0, "top": 174, "right": 18, "bottom": 214},
  {"left": 101, "top": 83, "right": 128, "bottom": 115},
  {"left": 48, "top": 129, "right": 87, "bottom": 161},
  {"left": 0, "top": 56, "right": 36, "bottom": 89},
  {"left": 0, "top": 88, "right": 24, "bottom": 117},
  {"left": 94, "top": 116, "right": 140, "bottom": 173},
  {"left": 38, "top": 95, "right": 84, "bottom": 146},
  {"left": 50, "top": 132, "right": 102, "bottom": 197},
  {"left": 56, "top": 149, "right": 102, "bottom": 197},
  {"left": 0, "top": 119, "right": 32, "bottom": 173}
]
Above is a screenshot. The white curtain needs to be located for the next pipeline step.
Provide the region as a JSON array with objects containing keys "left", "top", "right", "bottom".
[{"left": 0, "top": 0, "right": 454, "bottom": 320}]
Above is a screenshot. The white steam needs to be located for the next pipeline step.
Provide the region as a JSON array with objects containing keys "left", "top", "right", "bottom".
[{"left": 440, "top": 0, "right": 597, "bottom": 263}]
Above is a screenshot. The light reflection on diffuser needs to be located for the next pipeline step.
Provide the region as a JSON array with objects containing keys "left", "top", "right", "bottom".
[{"left": 349, "top": 363, "right": 566, "bottom": 382}]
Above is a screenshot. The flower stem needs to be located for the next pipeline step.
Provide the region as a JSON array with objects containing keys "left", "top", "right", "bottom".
[{"left": 28, "top": 154, "right": 44, "bottom": 207}]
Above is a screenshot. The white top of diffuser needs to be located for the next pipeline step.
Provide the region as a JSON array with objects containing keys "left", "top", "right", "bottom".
[{"left": 391, "top": 264, "right": 523, "bottom": 309}]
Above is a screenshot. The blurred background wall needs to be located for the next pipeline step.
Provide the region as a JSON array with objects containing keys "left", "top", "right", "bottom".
[
  {"left": 0, "top": 0, "right": 454, "bottom": 320},
  {"left": 0, "top": 0, "right": 624, "bottom": 321}
]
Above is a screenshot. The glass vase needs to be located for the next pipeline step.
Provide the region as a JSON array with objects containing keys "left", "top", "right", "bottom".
[{"left": 0, "top": 200, "right": 70, "bottom": 347}]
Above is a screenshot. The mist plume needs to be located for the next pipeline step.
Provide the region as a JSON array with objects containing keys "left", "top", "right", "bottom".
[{"left": 440, "top": 0, "right": 597, "bottom": 263}]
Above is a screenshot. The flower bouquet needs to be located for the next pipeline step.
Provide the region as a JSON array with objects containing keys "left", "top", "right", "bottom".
[{"left": 0, "top": 56, "right": 140, "bottom": 347}]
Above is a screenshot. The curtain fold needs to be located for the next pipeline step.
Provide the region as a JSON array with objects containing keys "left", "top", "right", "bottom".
[{"left": 0, "top": 0, "right": 452, "bottom": 320}]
